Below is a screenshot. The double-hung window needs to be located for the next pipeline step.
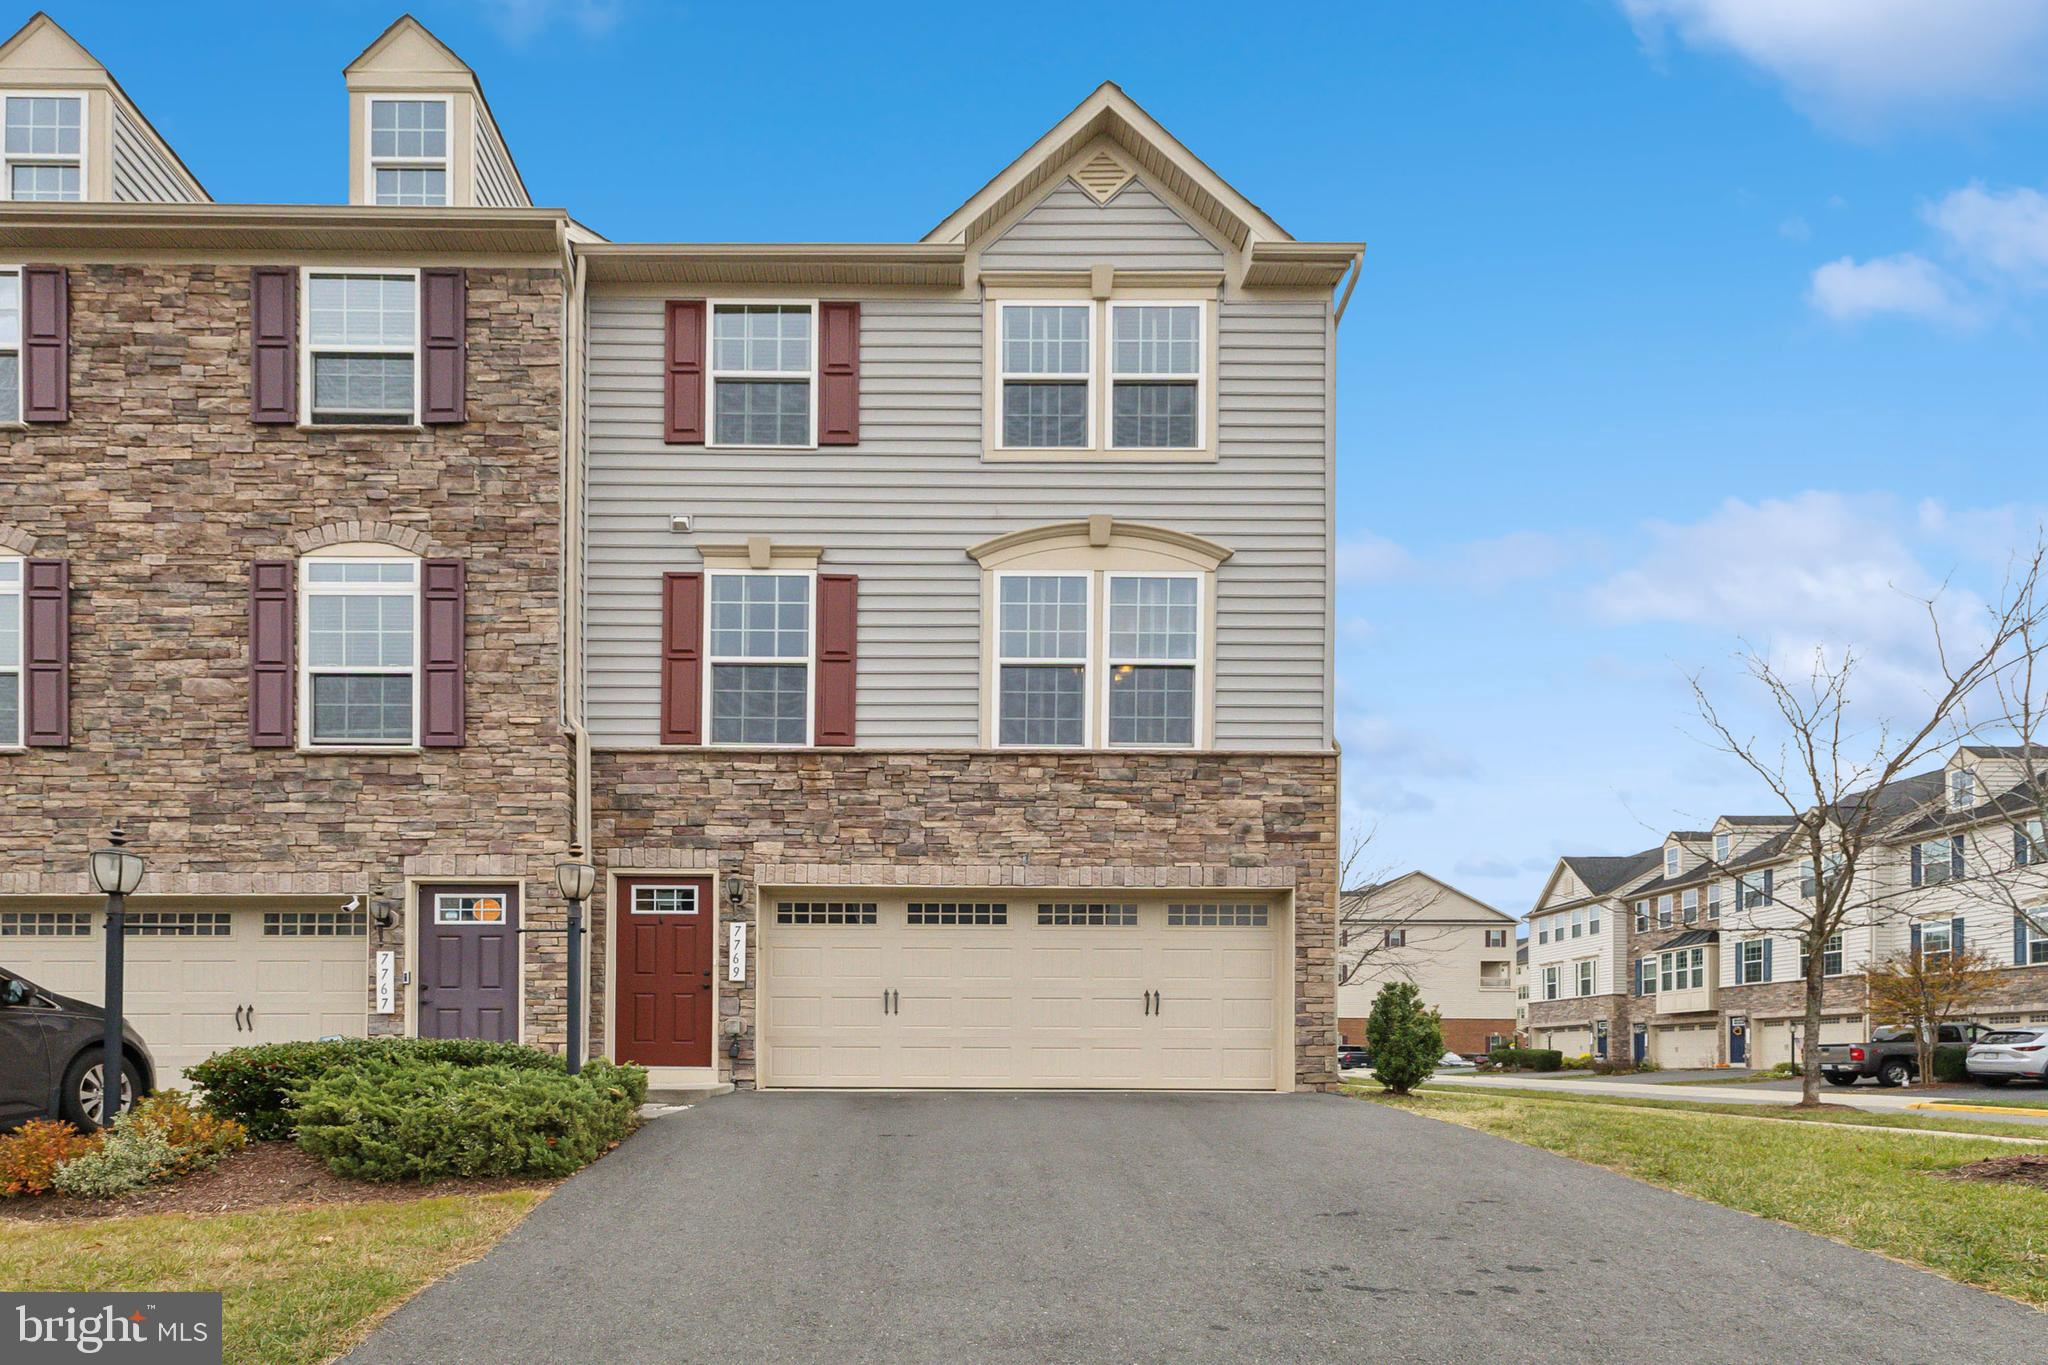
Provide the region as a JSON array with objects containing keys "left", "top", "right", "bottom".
[
  {"left": 1737, "top": 939, "right": 1766, "bottom": 984},
  {"left": 710, "top": 303, "right": 814, "bottom": 447},
  {"left": 1823, "top": 932, "right": 1844, "bottom": 977},
  {"left": 1657, "top": 894, "right": 1672, "bottom": 927},
  {"left": 304, "top": 270, "right": 418, "bottom": 425},
  {"left": 1634, "top": 899, "right": 1649, "bottom": 932},
  {"left": 0, "top": 556, "right": 18, "bottom": 745},
  {"left": 1575, "top": 960, "right": 1594, "bottom": 997},
  {"left": 998, "top": 303, "right": 1091, "bottom": 449},
  {"left": 1640, "top": 957, "right": 1657, "bottom": 995},
  {"left": 1570, "top": 907, "right": 1584, "bottom": 938},
  {"left": 995, "top": 573, "right": 1089, "bottom": 746},
  {"left": 1920, "top": 920, "right": 1953, "bottom": 964},
  {"left": 707, "top": 571, "right": 811, "bottom": 745},
  {"left": 1588, "top": 903, "right": 1601, "bottom": 934},
  {"left": 1681, "top": 888, "right": 1699, "bottom": 924},
  {"left": 1915, "top": 837, "right": 1960, "bottom": 887},
  {"left": 367, "top": 97, "right": 449, "bottom": 206},
  {"left": 1107, "top": 303, "right": 1201, "bottom": 449},
  {"left": 1384, "top": 928, "right": 1407, "bottom": 948},
  {"left": 301, "top": 557, "right": 418, "bottom": 747},
  {"left": 0, "top": 267, "right": 16, "bottom": 423},
  {"left": 1950, "top": 768, "right": 1976, "bottom": 810},
  {"left": 1664, "top": 846, "right": 1681, "bottom": 879},
  {"left": 1706, "top": 881, "right": 1722, "bottom": 920},
  {"left": 1713, "top": 831, "right": 1731, "bottom": 863},
  {"left": 1542, "top": 964, "right": 1559, "bottom": 1001},
  {"left": 1484, "top": 929, "right": 1508, "bottom": 948},
  {"left": 1537, "top": 918, "right": 1550, "bottom": 945},
  {"left": 3, "top": 94, "right": 82, "bottom": 201},
  {"left": 1105, "top": 573, "right": 1198, "bottom": 746},
  {"left": 2025, "top": 910, "right": 2048, "bottom": 966}
]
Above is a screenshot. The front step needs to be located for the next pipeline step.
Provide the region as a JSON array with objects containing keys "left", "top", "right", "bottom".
[{"left": 644, "top": 1083, "right": 734, "bottom": 1106}]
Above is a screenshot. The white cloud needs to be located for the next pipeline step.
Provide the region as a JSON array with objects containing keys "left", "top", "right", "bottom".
[
  {"left": 1923, "top": 183, "right": 2048, "bottom": 284},
  {"left": 475, "top": 0, "right": 624, "bottom": 43},
  {"left": 1620, "top": 0, "right": 2048, "bottom": 128},
  {"left": 1334, "top": 534, "right": 1413, "bottom": 587},
  {"left": 1807, "top": 252, "right": 1973, "bottom": 326},
  {"left": 1777, "top": 215, "right": 1812, "bottom": 242}
]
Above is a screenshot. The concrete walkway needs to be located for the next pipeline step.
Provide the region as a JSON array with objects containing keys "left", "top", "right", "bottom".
[{"left": 346, "top": 1093, "right": 2046, "bottom": 1364}]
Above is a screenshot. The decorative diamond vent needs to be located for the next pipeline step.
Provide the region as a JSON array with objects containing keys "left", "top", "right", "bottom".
[{"left": 1073, "top": 148, "right": 1134, "bottom": 204}]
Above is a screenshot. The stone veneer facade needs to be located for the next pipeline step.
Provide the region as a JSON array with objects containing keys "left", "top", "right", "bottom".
[
  {"left": 1524, "top": 994, "right": 1628, "bottom": 1050},
  {"left": 588, "top": 749, "right": 1341, "bottom": 1090},
  {"left": 0, "top": 262, "right": 574, "bottom": 1045}
]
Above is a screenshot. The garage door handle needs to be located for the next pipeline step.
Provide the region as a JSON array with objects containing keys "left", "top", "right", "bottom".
[
  {"left": 245, "top": 1004, "right": 254, "bottom": 1033},
  {"left": 1153, "top": 991, "right": 1162, "bottom": 1014},
  {"left": 233, "top": 1005, "right": 244, "bottom": 1033},
  {"left": 1142, "top": 991, "right": 1151, "bottom": 1016}
]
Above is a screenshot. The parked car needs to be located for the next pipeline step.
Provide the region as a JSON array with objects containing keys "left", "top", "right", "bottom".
[
  {"left": 1816, "top": 1022, "right": 1992, "bottom": 1088},
  {"left": 1337, "top": 1044, "right": 1370, "bottom": 1071},
  {"left": 1965, "top": 1028, "right": 2048, "bottom": 1087},
  {"left": 0, "top": 969, "right": 155, "bottom": 1130}
]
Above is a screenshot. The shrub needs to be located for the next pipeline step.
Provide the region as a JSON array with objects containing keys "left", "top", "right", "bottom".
[
  {"left": 123, "top": 1092, "right": 246, "bottom": 1176},
  {"left": 0, "top": 1120, "right": 101, "bottom": 1197},
  {"left": 1485, "top": 1047, "right": 1564, "bottom": 1072},
  {"left": 1933, "top": 1043, "right": 1971, "bottom": 1084},
  {"left": 188, "top": 1038, "right": 562, "bottom": 1140},
  {"left": 294, "top": 1056, "right": 647, "bottom": 1182},
  {"left": 1363, "top": 981, "right": 1444, "bottom": 1096},
  {"left": 50, "top": 1130, "right": 180, "bottom": 1199}
]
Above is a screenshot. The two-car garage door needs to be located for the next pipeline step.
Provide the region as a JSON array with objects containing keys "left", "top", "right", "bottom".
[
  {"left": 759, "top": 894, "right": 1285, "bottom": 1090},
  {"left": 0, "top": 903, "right": 368, "bottom": 1085}
]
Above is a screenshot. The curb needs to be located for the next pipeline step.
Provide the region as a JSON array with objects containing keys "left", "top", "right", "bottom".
[{"left": 1909, "top": 1101, "right": 2048, "bottom": 1119}]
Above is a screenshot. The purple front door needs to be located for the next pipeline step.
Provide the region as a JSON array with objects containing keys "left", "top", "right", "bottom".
[{"left": 417, "top": 884, "right": 520, "bottom": 1041}]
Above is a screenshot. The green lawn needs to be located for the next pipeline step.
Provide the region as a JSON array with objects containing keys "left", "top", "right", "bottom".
[
  {"left": 0, "top": 1192, "right": 545, "bottom": 1365},
  {"left": 1355, "top": 1088, "right": 2048, "bottom": 1306},
  {"left": 1416, "top": 1082, "right": 2048, "bottom": 1140}
]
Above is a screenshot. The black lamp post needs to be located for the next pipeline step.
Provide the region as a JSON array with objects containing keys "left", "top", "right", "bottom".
[
  {"left": 87, "top": 825, "right": 145, "bottom": 1128},
  {"left": 554, "top": 843, "right": 596, "bottom": 1075}
]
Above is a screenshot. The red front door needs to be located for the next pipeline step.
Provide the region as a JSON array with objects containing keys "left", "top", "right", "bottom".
[{"left": 614, "top": 876, "right": 715, "bottom": 1067}]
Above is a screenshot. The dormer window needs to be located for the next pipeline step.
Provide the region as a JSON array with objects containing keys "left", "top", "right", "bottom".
[
  {"left": 3, "top": 94, "right": 82, "bottom": 201},
  {"left": 1950, "top": 768, "right": 1975, "bottom": 811},
  {"left": 367, "top": 97, "right": 449, "bottom": 206},
  {"left": 1664, "top": 846, "right": 1680, "bottom": 879},
  {"left": 1713, "top": 832, "right": 1731, "bottom": 863}
]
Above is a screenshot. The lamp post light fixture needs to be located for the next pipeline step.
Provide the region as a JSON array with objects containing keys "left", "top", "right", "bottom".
[
  {"left": 88, "top": 825, "right": 145, "bottom": 1129},
  {"left": 554, "top": 843, "right": 597, "bottom": 1075}
]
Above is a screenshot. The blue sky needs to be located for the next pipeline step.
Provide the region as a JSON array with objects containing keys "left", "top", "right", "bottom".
[{"left": 62, "top": 1, "right": 2048, "bottom": 914}]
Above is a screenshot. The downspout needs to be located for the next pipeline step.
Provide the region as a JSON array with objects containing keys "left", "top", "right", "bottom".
[
  {"left": 557, "top": 222, "right": 592, "bottom": 853},
  {"left": 1332, "top": 248, "right": 1364, "bottom": 328}
]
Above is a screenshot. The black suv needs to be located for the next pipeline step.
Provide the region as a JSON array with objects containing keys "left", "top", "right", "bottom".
[{"left": 0, "top": 970, "right": 155, "bottom": 1129}]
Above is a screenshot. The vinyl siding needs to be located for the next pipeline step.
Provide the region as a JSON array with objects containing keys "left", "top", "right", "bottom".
[
  {"left": 978, "top": 179, "right": 1223, "bottom": 272},
  {"left": 474, "top": 115, "right": 526, "bottom": 208},
  {"left": 110, "top": 104, "right": 199, "bottom": 203},
  {"left": 1525, "top": 901, "right": 1622, "bottom": 998},
  {"left": 583, "top": 292, "right": 1331, "bottom": 750}
]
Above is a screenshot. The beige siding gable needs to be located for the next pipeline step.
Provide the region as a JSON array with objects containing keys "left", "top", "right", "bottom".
[{"left": 978, "top": 177, "right": 1225, "bottom": 273}]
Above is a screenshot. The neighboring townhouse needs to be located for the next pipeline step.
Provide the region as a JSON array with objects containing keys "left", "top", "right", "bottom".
[
  {"left": 0, "top": 15, "right": 578, "bottom": 1083},
  {"left": 576, "top": 81, "right": 1354, "bottom": 1093},
  {"left": 1, "top": 15, "right": 1354, "bottom": 1095},
  {"left": 1514, "top": 938, "right": 1527, "bottom": 1039},
  {"left": 1523, "top": 850, "right": 1659, "bottom": 1058},
  {"left": 1337, "top": 871, "right": 1517, "bottom": 1054}
]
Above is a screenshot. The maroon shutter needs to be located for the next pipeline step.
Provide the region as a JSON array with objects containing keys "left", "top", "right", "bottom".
[
  {"left": 815, "top": 573, "right": 857, "bottom": 745},
  {"left": 250, "top": 266, "right": 297, "bottom": 424},
  {"left": 420, "top": 558, "right": 465, "bottom": 746},
  {"left": 249, "top": 560, "right": 295, "bottom": 747},
  {"left": 420, "top": 268, "right": 467, "bottom": 424},
  {"left": 659, "top": 572, "right": 703, "bottom": 744},
  {"left": 22, "top": 558, "right": 68, "bottom": 746},
  {"left": 21, "top": 266, "right": 68, "bottom": 423},
  {"left": 818, "top": 301, "right": 860, "bottom": 445},
  {"left": 663, "top": 300, "right": 706, "bottom": 444}
]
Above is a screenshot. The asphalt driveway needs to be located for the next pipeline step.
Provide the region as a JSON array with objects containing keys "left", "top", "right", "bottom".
[{"left": 347, "top": 1092, "right": 2044, "bottom": 1364}]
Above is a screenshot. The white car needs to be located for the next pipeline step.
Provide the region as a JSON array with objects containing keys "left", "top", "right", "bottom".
[{"left": 1965, "top": 1028, "right": 2048, "bottom": 1086}]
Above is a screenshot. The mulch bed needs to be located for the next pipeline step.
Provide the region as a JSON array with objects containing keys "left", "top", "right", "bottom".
[
  {"left": 0, "top": 1142, "right": 555, "bottom": 1223},
  {"left": 1940, "top": 1155, "right": 2048, "bottom": 1191}
]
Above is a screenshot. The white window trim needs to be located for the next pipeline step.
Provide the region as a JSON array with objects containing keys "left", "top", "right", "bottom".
[
  {"left": 991, "top": 568, "right": 1093, "bottom": 750},
  {"left": 704, "top": 567, "right": 816, "bottom": 749},
  {"left": 0, "top": 552, "right": 21, "bottom": 748},
  {"left": 1664, "top": 847, "right": 1680, "bottom": 879},
  {"left": 704, "top": 299, "right": 820, "bottom": 451},
  {"left": 1823, "top": 931, "right": 1845, "bottom": 977},
  {"left": 299, "top": 266, "right": 422, "bottom": 428},
  {"left": 1542, "top": 964, "right": 1559, "bottom": 1001},
  {"left": 994, "top": 299, "right": 1096, "bottom": 453},
  {"left": 1575, "top": 959, "right": 1594, "bottom": 997},
  {"left": 1, "top": 91, "right": 87, "bottom": 203},
  {"left": 1101, "top": 570, "right": 1202, "bottom": 750},
  {"left": 1104, "top": 299, "right": 1205, "bottom": 452},
  {"left": 1714, "top": 832, "right": 1731, "bottom": 863},
  {"left": 364, "top": 95, "right": 453, "bottom": 208},
  {"left": 629, "top": 883, "right": 701, "bottom": 916},
  {"left": 1950, "top": 768, "right": 1975, "bottom": 810},
  {"left": 0, "top": 263, "right": 20, "bottom": 426},
  {"left": 1681, "top": 887, "right": 1699, "bottom": 922},
  {"left": 1920, "top": 921, "right": 1954, "bottom": 961},
  {"left": 297, "top": 552, "right": 421, "bottom": 751},
  {"left": 1738, "top": 938, "right": 1766, "bottom": 985}
]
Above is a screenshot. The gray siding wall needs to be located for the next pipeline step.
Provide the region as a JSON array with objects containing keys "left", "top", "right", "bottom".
[
  {"left": 978, "top": 179, "right": 1223, "bottom": 271},
  {"left": 585, "top": 295, "right": 1330, "bottom": 751},
  {"left": 474, "top": 116, "right": 526, "bottom": 208},
  {"left": 110, "top": 105, "right": 198, "bottom": 203}
]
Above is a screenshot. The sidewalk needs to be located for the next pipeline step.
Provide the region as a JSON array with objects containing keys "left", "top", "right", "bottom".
[{"left": 1424, "top": 1072, "right": 2048, "bottom": 1125}]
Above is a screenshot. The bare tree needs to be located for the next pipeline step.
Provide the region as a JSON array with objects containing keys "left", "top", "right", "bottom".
[
  {"left": 1865, "top": 944, "right": 2003, "bottom": 1084},
  {"left": 1334, "top": 827, "right": 1466, "bottom": 991},
  {"left": 1688, "top": 544, "right": 2046, "bottom": 1106}
]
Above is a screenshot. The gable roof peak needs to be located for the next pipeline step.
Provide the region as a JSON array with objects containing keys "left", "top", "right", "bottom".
[
  {"left": 924, "top": 80, "right": 1293, "bottom": 252},
  {"left": 345, "top": 14, "right": 473, "bottom": 77}
]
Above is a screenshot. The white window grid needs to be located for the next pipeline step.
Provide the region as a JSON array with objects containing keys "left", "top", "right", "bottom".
[
  {"left": 435, "top": 893, "right": 510, "bottom": 925},
  {"left": 124, "top": 911, "right": 232, "bottom": 937},
  {"left": 1920, "top": 921, "right": 1953, "bottom": 962},
  {"left": 300, "top": 268, "right": 421, "bottom": 426},
  {"left": 1681, "top": 888, "right": 1699, "bottom": 924},
  {"left": 1542, "top": 965, "right": 1559, "bottom": 1000},
  {"left": 993, "top": 570, "right": 1091, "bottom": 749},
  {"left": 1664, "top": 847, "right": 1680, "bottom": 878},
  {"left": 0, "top": 909, "right": 89, "bottom": 936},
  {"left": 0, "top": 554, "right": 19, "bottom": 746},
  {"left": 1714, "top": 832, "right": 1731, "bottom": 863},
  {"left": 1105, "top": 301, "right": 1203, "bottom": 451},
  {"left": 299, "top": 555, "right": 420, "bottom": 748},
  {"left": 1575, "top": 960, "right": 1594, "bottom": 997},
  {"left": 1038, "top": 902, "right": 1137, "bottom": 927},
  {"left": 631, "top": 885, "right": 701, "bottom": 915},
  {"left": 2029, "top": 910, "right": 2048, "bottom": 966},
  {"left": 777, "top": 901, "right": 876, "bottom": 925},
  {"left": 1103, "top": 571, "right": 1200, "bottom": 749},
  {"left": 1823, "top": 932, "right": 1844, "bottom": 977},
  {"left": 996, "top": 300, "right": 1094, "bottom": 451},
  {"left": 706, "top": 300, "right": 818, "bottom": 449},
  {"left": 705, "top": 569, "right": 814, "bottom": 748},
  {"left": 907, "top": 902, "right": 1008, "bottom": 926},
  {"left": 1739, "top": 939, "right": 1766, "bottom": 984},
  {"left": 0, "top": 267, "right": 19, "bottom": 426},
  {"left": 1166, "top": 902, "right": 1269, "bottom": 927},
  {"left": 365, "top": 96, "right": 451, "bottom": 208},
  {"left": 1, "top": 93, "right": 85, "bottom": 203},
  {"left": 264, "top": 909, "right": 367, "bottom": 937},
  {"left": 1950, "top": 768, "right": 1975, "bottom": 810}
]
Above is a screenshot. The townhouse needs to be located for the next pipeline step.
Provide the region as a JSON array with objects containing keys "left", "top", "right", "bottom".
[
  {"left": 1523, "top": 850, "right": 1657, "bottom": 1059},
  {"left": 1337, "top": 871, "right": 1517, "bottom": 1054},
  {"left": 1, "top": 15, "right": 1355, "bottom": 1093},
  {"left": 1531, "top": 744, "right": 2048, "bottom": 1070}
]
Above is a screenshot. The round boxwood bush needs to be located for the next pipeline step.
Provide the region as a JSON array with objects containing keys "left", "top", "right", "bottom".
[
  {"left": 293, "top": 1056, "right": 647, "bottom": 1182},
  {"left": 187, "top": 1038, "right": 565, "bottom": 1140}
]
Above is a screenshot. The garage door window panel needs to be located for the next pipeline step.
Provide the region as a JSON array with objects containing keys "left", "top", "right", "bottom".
[
  {"left": 778, "top": 901, "right": 878, "bottom": 926},
  {"left": 907, "top": 902, "right": 1007, "bottom": 926},
  {"left": 709, "top": 571, "right": 811, "bottom": 746},
  {"left": 997, "top": 573, "right": 1089, "bottom": 747},
  {"left": 1167, "top": 903, "right": 1268, "bottom": 927},
  {"left": 263, "top": 909, "right": 367, "bottom": 937},
  {"left": 124, "top": 911, "right": 231, "bottom": 937},
  {"left": 0, "top": 910, "right": 89, "bottom": 936},
  {"left": 1038, "top": 903, "right": 1138, "bottom": 927},
  {"left": 1106, "top": 573, "right": 1198, "bottom": 748}
]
